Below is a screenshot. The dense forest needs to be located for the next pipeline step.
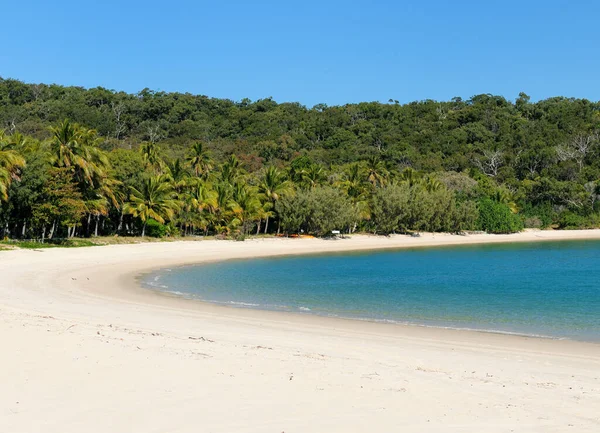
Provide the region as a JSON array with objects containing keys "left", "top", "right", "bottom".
[{"left": 1, "top": 77, "right": 599, "bottom": 240}]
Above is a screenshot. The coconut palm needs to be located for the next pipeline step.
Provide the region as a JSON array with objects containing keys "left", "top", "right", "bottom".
[
  {"left": 258, "top": 166, "right": 293, "bottom": 233},
  {"left": 339, "top": 162, "right": 371, "bottom": 230},
  {"left": 229, "top": 182, "right": 261, "bottom": 235},
  {"left": 211, "top": 182, "right": 234, "bottom": 232},
  {"left": 301, "top": 164, "right": 326, "bottom": 190},
  {"left": 0, "top": 146, "right": 25, "bottom": 201},
  {"left": 422, "top": 175, "right": 443, "bottom": 193},
  {"left": 365, "top": 156, "right": 388, "bottom": 187},
  {"left": 140, "top": 141, "right": 163, "bottom": 173},
  {"left": 220, "top": 154, "right": 242, "bottom": 184},
  {"left": 49, "top": 120, "right": 109, "bottom": 188},
  {"left": 398, "top": 167, "right": 421, "bottom": 188},
  {"left": 492, "top": 189, "right": 519, "bottom": 214},
  {"left": 49, "top": 121, "right": 118, "bottom": 236},
  {"left": 181, "top": 180, "right": 218, "bottom": 235},
  {"left": 187, "top": 142, "right": 213, "bottom": 180},
  {"left": 124, "top": 175, "right": 179, "bottom": 236}
]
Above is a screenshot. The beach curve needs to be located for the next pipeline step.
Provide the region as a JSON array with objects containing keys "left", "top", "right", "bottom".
[{"left": 2, "top": 231, "right": 600, "bottom": 432}]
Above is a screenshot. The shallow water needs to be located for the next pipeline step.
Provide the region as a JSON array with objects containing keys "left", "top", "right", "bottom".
[{"left": 143, "top": 240, "right": 600, "bottom": 342}]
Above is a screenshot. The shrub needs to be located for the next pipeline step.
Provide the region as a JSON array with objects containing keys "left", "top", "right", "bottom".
[
  {"left": 557, "top": 212, "right": 600, "bottom": 229},
  {"left": 477, "top": 199, "right": 523, "bottom": 234},
  {"left": 276, "top": 187, "right": 357, "bottom": 236},
  {"left": 523, "top": 216, "right": 543, "bottom": 229},
  {"left": 370, "top": 184, "right": 410, "bottom": 234},
  {"left": 145, "top": 219, "right": 167, "bottom": 238},
  {"left": 519, "top": 202, "right": 555, "bottom": 228}
]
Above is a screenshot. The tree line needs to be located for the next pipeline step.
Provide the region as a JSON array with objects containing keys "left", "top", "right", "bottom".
[{"left": 1, "top": 77, "right": 599, "bottom": 240}]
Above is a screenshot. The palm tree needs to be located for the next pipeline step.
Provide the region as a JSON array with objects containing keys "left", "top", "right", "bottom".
[
  {"left": 301, "top": 164, "right": 326, "bottom": 190},
  {"left": 124, "top": 176, "right": 179, "bottom": 236},
  {"left": 140, "top": 141, "right": 163, "bottom": 173},
  {"left": 398, "top": 167, "right": 421, "bottom": 188},
  {"left": 492, "top": 189, "right": 519, "bottom": 214},
  {"left": 182, "top": 180, "right": 218, "bottom": 235},
  {"left": 258, "top": 166, "right": 293, "bottom": 233},
  {"left": 49, "top": 120, "right": 109, "bottom": 188},
  {"left": 229, "top": 182, "right": 261, "bottom": 235},
  {"left": 187, "top": 142, "right": 213, "bottom": 179},
  {"left": 339, "top": 163, "right": 371, "bottom": 231},
  {"left": 423, "top": 175, "right": 443, "bottom": 193},
  {"left": 365, "top": 156, "right": 388, "bottom": 187},
  {"left": 211, "top": 182, "right": 234, "bottom": 233},
  {"left": 220, "top": 154, "right": 242, "bottom": 184},
  {"left": 0, "top": 146, "right": 25, "bottom": 201}
]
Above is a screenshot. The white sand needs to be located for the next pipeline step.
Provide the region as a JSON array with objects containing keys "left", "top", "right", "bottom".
[{"left": 1, "top": 230, "right": 600, "bottom": 432}]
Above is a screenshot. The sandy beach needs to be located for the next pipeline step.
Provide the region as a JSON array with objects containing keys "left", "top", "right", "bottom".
[{"left": 1, "top": 230, "right": 600, "bottom": 432}]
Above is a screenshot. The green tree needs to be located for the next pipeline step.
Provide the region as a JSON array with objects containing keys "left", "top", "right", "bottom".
[
  {"left": 124, "top": 175, "right": 179, "bottom": 236},
  {"left": 187, "top": 142, "right": 213, "bottom": 179},
  {"left": 258, "top": 166, "right": 293, "bottom": 233},
  {"left": 31, "top": 168, "right": 86, "bottom": 240},
  {"left": 477, "top": 198, "right": 523, "bottom": 234}
]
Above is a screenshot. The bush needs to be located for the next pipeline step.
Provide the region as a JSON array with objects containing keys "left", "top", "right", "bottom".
[
  {"left": 477, "top": 199, "right": 523, "bottom": 234},
  {"left": 276, "top": 187, "right": 357, "bottom": 236},
  {"left": 519, "top": 202, "right": 555, "bottom": 228},
  {"left": 370, "top": 184, "right": 479, "bottom": 234},
  {"left": 370, "top": 184, "right": 410, "bottom": 234},
  {"left": 523, "top": 216, "right": 543, "bottom": 229},
  {"left": 557, "top": 212, "right": 600, "bottom": 229},
  {"left": 145, "top": 219, "right": 167, "bottom": 237}
]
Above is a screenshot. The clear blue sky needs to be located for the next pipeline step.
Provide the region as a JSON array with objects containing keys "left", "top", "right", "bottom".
[{"left": 1, "top": 0, "right": 598, "bottom": 106}]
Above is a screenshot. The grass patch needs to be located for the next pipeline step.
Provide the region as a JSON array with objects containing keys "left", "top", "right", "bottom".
[{"left": 0, "top": 239, "right": 98, "bottom": 249}]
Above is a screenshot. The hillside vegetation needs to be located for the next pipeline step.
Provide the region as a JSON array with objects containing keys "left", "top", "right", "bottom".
[{"left": 1, "top": 77, "right": 599, "bottom": 240}]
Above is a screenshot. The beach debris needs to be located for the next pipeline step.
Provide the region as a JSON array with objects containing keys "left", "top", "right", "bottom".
[
  {"left": 254, "top": 345, "right": 273, "bottom": 350},
  {"left": 188, "top": 336, "right": 214, "bottom": 342},
  {"left": 62, "top": 324, "right": 76, "bottom": 333}
]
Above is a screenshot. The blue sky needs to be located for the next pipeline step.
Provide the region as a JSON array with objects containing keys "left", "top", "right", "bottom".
[{"left": 1, "top": 0, "right": 598, "bottom": 106}]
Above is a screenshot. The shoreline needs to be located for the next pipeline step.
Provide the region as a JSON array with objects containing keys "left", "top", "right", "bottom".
[
  {"left": 134, "top": 229, "right": 600, "bottom": 345},
  {"left": 3, "top": 230, "right": 600, "bottom": 432}
]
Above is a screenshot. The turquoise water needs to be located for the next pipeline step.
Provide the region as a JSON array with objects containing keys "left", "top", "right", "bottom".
[{"left": 143, "top": 240, "right": 600, "bottom": 341}]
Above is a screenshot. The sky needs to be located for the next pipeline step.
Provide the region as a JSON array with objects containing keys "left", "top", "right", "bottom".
[{"left": 1, "top": 0, "right": 599, "bottom": 106}]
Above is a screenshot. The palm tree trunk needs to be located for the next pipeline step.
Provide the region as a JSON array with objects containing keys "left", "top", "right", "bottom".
[
  {"left": 41, "top": 226, "right": 46, "bottom": 243},
  {"left": 277, "top": 219, "right": 281, "bottom": 235},
  {"left": 117, "top": 210, "right": 124, "bottom": 233},
  {"left": 21, "top": 220, "right": 26, "bottom": 238},
  {"left": 86, "top": 213, "right": 92, "bottom": 236},
  {"left": 141, "top": 221, "right": 147, "bottom": 237},
  {"left": 256, "top": 220, "right": 261, "bottom": 235},
  {"left": 264, "top": 216, "right": 269, "bottom": 234},
  {"left": 94, "top": 215, "right": 99, "bottom": 237},
  {"left": 49, "top": 221, "right": 56, "bottom": 240}
]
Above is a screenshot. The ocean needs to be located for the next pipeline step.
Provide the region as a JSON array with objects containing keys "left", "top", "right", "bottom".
[{"left": 142, "top": 240, "right": 600, "bottom": 342}]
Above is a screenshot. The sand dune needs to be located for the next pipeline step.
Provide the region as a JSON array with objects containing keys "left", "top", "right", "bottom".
[{"left": 1, "top": 231, "right": 600, "bottom": 432}]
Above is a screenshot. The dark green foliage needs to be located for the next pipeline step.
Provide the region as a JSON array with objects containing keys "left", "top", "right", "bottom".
[
  {"left": 277, "top": 187, "right": 356, "bottom": 236},
  {"left": 370, "top": 183, "right": 479, "bottom": 234},
  {"left": 1, "top": 77, "right": 600, "bottom": 239},
  {"left": 557, "top": 212, "right": 600, "bottom": 229},
  {"left": 370, "top": 184, "right": 410, "bottom": 234},
  {"left": 304, "top": 187, "right": 357, "bottom": 236},
  {"left": 276, "top": 192, "right": 310, "bottom": 234},
  {"left": 477, "top": 199, "right": 524, "bottom": 234},
  {"left": 144, "top": 218, "right": 167, "bottom": 238},
  {"left": 519, "top": 203, "right": 556, "bottom": 229}
]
